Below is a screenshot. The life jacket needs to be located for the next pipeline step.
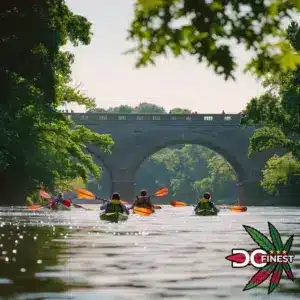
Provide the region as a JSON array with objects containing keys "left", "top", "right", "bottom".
[
  {"left": 135, "top": 196, "right": 152, "bottom": 208},
  {"left": 106, "top": 199, "right": 124, "bottom": 213},
  {"left": 198, "top": 198, "right": 212, "bottom": 210}
]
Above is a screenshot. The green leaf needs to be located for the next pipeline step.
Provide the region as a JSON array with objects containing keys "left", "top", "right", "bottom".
[
  {"left": 291, "top": 0, "right": 300, "bottom": 10},
  {"left": 243, "top": 263, "right": 277, "bottom": 291},
  {"left": 260, "top": 153, "right": 300, "bottom": 195},
  {"left": 268, "top": 222, "right": 283, "bottom": 251},
  {"left": 277, "top": 50, "right": 300, "bottom": 73},
  {"left": 268, "top": 263, "right": 283, "bottom": 294},
  {"left": 282, "top": 263, "right": 294, "bottom": 281},
  {"left": 248, "top": 127, "right": 289, "bottom": 157},
  {"left": 243, "top": 225, "right": 275, "bottom": 252},
  {"left": 210, "top": 1, "right": 223, "bottom": 11},
  {"left": 283, "top": 235, "right": 294, "bottom": 252}
]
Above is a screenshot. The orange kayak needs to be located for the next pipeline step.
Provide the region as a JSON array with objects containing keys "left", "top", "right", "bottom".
[
  {"left": 231, "top": 205, "right": 247, "bottom": 212},
  {"left": 133, "top": 207, "right": 154, "bottom": 216}
]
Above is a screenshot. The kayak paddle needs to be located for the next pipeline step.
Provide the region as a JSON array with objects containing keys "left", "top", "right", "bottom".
[
  {"left": 152, "top": 188, "right": 168, "bottom": 197},
  {"left": 40, "top": 190, "right": 52, "bottom": 199},
  {"left": 72, "top": 203, "right": 96, "bottom": 211},
  {"left": 76, "top": 188, "right": 128, "bottom": 205},
  {"left": 27, "top": 190, "right": 53, "bottom": 210},
  {"left": 170, "top": 200, "right": 187, "bottom": 207},
  {"left": 27, "top": 205, "right": 42, "bottom": 210},
  {"left": 148, "top": 188, "right": 167, "bottom": 209}
]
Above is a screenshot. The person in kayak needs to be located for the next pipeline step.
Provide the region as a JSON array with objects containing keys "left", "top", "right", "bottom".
[
  {"left": 56, "top": 192, "right": 64, "bottom": 204},
  {"left": 100, "top": 193, "right": 130, "bottom": 215},
  {"left": 194, "top": 192, "right": 219, "bottom": 213},
  {"left": 131, "top": 189, "right": 154, "bottom": 211},
  {"left": 50, "top": 192, "right": 71, "bottom": 208}
]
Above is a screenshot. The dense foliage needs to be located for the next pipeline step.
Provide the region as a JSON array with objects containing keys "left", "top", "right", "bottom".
[
  {"left": 138, "top": 144, "right": 236, "bottom": 203},
  {"left": 242, "top": 22, "right": 300, "bottom": 196},
  {"left": 0, "top": 1, "right": 113, "bottom": 204},
  {"left": 89, "top": 102, "right": 167, "bottom": 114},
  {"left": 128, "top": 0, "right": 300, "bottom": 79},
  {"left": 88, "top": 104, "right": 237, "bottom": 203}
]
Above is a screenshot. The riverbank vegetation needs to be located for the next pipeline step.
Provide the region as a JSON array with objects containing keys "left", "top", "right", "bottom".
[
  {"left": 26, "top": 177, "right": 86, "bottom": 205},
  {"left": 242, "top": 22, "right": 300, "bottom": 197},
  {"left": 1, "top": 1, "right": 113, "bottom": 205}
]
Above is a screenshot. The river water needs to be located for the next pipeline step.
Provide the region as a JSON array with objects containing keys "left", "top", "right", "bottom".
[{"left": 0, "top": 206, "right": 299, "bottom": 299}]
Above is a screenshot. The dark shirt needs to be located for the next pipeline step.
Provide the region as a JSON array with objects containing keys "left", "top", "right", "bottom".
[
  {"left": 56, "top": 197, "right": 64, "bottom": 204},
  {"left": 131, "top": 196, "right": 153, "bottom": 208}
]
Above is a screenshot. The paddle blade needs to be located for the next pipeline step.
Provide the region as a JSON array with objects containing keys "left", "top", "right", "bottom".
[
  {"left": 154, "top": 188, "right": 168, "bottom": 197},
  {"left": 76, "top": 188, "right": 95, "bottom": 200},
  {"left": 170, "top": 200, "right": 187, "bottom": 207},
  {"left": 154, "top": 205, "right": 162, "bottom": 209},
  {"left": 27, "top": 205, "right": 41, "bottom": 210},
  {"left": 40, "top": 190, "right": 51, "bottom": 199},
  {"left": 133, "top": 207, "right": 153, "bottom": 216},
  {"left": 73, "top": 203, "right": 95, "bottom": 211}
]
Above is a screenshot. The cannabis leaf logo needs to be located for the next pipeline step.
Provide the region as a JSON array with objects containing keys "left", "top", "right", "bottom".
[{"left": 242, "top": 222, "right": 294, "bottom": 294}]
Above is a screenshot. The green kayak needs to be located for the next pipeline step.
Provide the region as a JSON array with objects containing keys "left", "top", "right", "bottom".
[
  {"left": 195, "top": 209, "right": 218, "bottom": 216},
  {"left": 100, "top": 212, "right": 129, "bottom": 223}
]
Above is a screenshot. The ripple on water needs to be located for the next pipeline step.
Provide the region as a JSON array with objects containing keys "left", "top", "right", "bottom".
[{"left": 0, "top": 206, "right": 299, "bottom": 299}]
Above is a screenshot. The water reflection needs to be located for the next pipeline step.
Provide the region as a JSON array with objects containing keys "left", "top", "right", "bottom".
[
  {"left": 0, "top": 224, "right": 71, "bottom": 297},
  {"left": 0, "top": 206, "right": 298, "bottom": 299}
]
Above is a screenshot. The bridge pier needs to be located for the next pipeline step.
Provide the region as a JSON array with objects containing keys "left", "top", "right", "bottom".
[
  {"left": 239, "top": 181, "right": 265, "bottom": 205},
  {"left": 112, "top": 180, "right": 135, "bottom": 202}
]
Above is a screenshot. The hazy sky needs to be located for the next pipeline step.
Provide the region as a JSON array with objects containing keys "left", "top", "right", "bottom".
[{"left": 65, "top": 0, "right": 266, "bottom": 113}]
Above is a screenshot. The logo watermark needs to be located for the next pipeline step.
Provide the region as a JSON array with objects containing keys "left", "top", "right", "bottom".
[{"left": 225, "top": 222, "right": 295, "bottom": 294}]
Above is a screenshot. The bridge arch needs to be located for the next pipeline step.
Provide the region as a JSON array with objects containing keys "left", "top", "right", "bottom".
[
  {"left": 135, "top": 142, "right": 239, "bottom": 203},
  {"left": 132, "top": 138, "right": 245, "bottom": 182}
]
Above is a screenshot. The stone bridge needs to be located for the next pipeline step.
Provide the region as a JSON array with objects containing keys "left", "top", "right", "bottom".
[{"left": 68, "top": 113, "right": 272, "bottom": 204}]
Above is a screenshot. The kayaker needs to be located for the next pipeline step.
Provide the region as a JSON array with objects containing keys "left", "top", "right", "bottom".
[
  {"left": 56, "top": 192, "right": 64, "bottom": 204},
  {"left": 50, "top": 192, "right": 71, "bottom": 208},
  {"left": 194, "top": 192, "right": 219, "bottom": 213},
  {"left": 131, "top": 189, "right": 154, "bottom": 211},
  {"left": 100, "top": 193, "right": 130, "bottom": 215}
]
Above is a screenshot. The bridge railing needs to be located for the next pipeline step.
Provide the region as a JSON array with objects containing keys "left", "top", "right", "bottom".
[{"left": 66, "top": 113, "right": 242, "bottom": 124}]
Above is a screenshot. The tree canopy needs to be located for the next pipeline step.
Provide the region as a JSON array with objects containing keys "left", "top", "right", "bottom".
[
  {"left": 88, "top": 103, "right": 197, "bottom": 114},
  {"left": 0, "top": 1, "right": 113, "bottom": 204},
  {"left": 127, "top": 0, "right": 300, "bottom": 79}
]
